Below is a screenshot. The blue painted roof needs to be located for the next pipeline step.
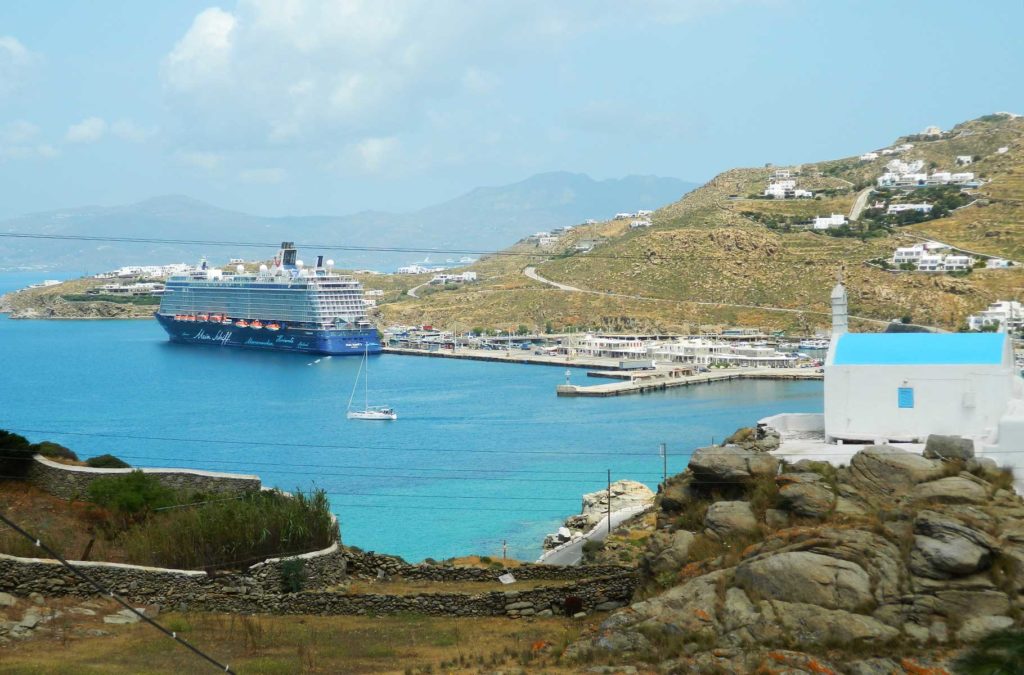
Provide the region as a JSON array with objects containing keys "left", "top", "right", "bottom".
[{"left": 832, "top": 333, "right": 1007, "bottom": 366}]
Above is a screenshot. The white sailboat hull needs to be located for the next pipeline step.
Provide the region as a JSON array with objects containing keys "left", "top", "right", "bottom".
[{"left": 347, "top": 410, "right": 397, "bottom": 421}]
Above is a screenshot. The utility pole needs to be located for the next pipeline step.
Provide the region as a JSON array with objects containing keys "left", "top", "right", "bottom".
[
  {"left": 502, "top": 540, "right": 507, "bottom": 561},
  {"left": 660, "top": 443, "right": 667, "bottom": 485},
  {"left": 607, "top": 469, "right": 612, "bottom": 535}
]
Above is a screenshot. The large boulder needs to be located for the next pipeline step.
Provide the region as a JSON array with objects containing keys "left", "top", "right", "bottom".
[
  {"left": 688, "top": 446, "right": 778, "bottom": 483},
  {"left": 734, "top": 551, "right": 873, "bottom": 611},
  {"left": 647, "top": 530, "right": 697, "bottom": 575},
  {"left": 777, "top": 473, "right": 835, "bottom": 518},
  {"left": 704, "top": 501, "right": 758, "bottom": 538},
  {"left": 923, "top": 435, "right": 975, "bottom": 460},
  {"left": 911, "top": 476, "right": 989, "bottom": 505},
  {"left": 909, "top": 510, "right": 998, "bottom": 579},
  {"left": 571, "top": 479, "right": 655, "bottom": 530},
  {"left": 848, "top": 446, "right": 945, "bottom": 497}
]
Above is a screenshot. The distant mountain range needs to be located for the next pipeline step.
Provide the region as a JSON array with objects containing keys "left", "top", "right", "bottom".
[{"left": 0, "top": 172, "right": 696, "bottom": 273}]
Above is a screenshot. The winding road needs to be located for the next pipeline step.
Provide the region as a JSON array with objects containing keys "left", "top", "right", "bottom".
[
  {"left": 848, "top": 187, "right": 872, "bottom": 222},
  {"left": 406, "top": 282, "right": 429, "bottom": 298},
  {"left": 521, "top": 265, "right": 904, "bottom": 328}
]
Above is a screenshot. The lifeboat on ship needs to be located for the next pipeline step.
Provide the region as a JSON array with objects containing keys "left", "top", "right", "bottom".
[
  {"left": 185, "top": 315, "right": 196, "bottom": 322},
  {"left": 235, "top": 319, "right": 249, "bottom": 328},
  {"left": 197, "top": 313, "right": 209, "bottom": 322},
  {"left": 174, "top": 314, "right": 184, "bottom": 321},
  {"left": 221, "top": 316, "right": 233, "bottom": 325},
  {"left": 266, "top": 322, "right": 280, "bottom": 331},
  {"left": 210, "top": 314, "right": 222, "bottom": 323},
  {"left": 251, "top": 320, "right": 264, "bottom": 330}
]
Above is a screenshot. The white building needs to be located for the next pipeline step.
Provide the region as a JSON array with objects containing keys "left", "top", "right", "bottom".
[
  {"left": 364, "top": 289, "right": 385, "bottom": 296},
  {"left": 764, "top": 179, "right": 813, "bottom": 199},
  {"left": 998, "top": 146, "right": 1009, "bottom": 154},
  {"left": 636, "top": 210, "right": 654, "bottom": 217},
  {"left": 824, "top": 331, "right": 1022, "bottom": 443},
  {"left": 613, "top": 212, "right": 634, "bottom": 220},
  {"left": 430, "top": 271, "right": 478, "bottom": 284},
  {"left": 629, "top": 219, "right": 652, "bottom": 229},
  {"left": 572, "top": 335, "right": 647, "bottom": 359},
  {"left": 968, "top": 301, "right": 1024, "bottom": 332},
  {"left": 812, "top": 214, "right": 847, "bottom": 230},
  {"left": 772, "top": 170, "right": 792, "bottom": 179},
  {"left": 987, "top": 258, "right": 1013, "bottom": 269},
  {"left": 922, "top": 125, "right": 942, "bottom": 136},
  {"left": 887, "top": 203, "right": 933, "bottom": 215},
  {"left": 956, "top": 155, "right": 974, "bottom": 165},
  {"left": 859, "top": 152, "right": 879, "bottom": 161},
  {"left": 397, "top": 264, "right": 435, "bottom": 275},
  {"left": 950, "top": 172, "right": 975, "bottom": 183},
  {"left": 896, "top": 143, "right": 915, "bottom": 152},
  {"left": 650, "top": 338, "right": 729, "bottom": 365}
]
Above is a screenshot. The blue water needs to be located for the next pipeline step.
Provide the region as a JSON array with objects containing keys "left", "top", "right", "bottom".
[{"left": 0, "top": 272, "right": 823, "bottom": 561}]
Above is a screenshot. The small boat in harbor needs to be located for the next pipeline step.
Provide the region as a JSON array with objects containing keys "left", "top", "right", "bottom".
[
  {"left": 798, "top": 338, "right": 830, "bottom": 350},
  {"left": 347, "top": 345, "right": 397, "bottom": 421}
]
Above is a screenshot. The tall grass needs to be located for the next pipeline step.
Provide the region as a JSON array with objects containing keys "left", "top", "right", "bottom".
[{"left": 118, "top": 488, "right": 338, "bottom": 570}]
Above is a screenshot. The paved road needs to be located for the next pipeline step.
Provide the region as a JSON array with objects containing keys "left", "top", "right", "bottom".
[
  {"left": 523, "top": 266, "right": 581, "bottom": 291},
  {"left": 848, "top": 187, "right": 872, "bottom": 221},
  {"left": 406, "top": 282, "right": 429, "bottom": 298},
  {"left": 538, "top": 505, "right": 650, "bottom": 566}
]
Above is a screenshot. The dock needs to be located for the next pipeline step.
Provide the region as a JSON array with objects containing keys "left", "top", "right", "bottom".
[
  {"left": 557, "top": 368, "right": 822, "bottom": 397},
  {"left": 382, "top": 346, "right": 623, "bottom": 370}
]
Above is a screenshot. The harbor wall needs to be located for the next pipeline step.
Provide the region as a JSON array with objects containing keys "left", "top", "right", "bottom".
[
  {"left": 0, "top": 547, "right": 636, "bottom": 617},
  {"left": 25, "top": 455, "right": 261, "bottom": 500}
]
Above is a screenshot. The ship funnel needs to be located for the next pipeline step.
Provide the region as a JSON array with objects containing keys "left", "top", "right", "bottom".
[{"left": 316, "top": 255, "right": 324, "bottom": 268}]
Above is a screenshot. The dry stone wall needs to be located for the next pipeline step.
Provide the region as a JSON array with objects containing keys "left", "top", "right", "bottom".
[
  {"left": 0, "top": 547, "right": 637, "bottom": 618},
  {"left": 25, "top": 455, "right": 261, "bottom": 500}
]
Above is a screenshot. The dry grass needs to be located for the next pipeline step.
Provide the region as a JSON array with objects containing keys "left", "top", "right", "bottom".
[
  {"left": 341, "top": 577, "right": 573, "bottom": 596},
  {"left": 0, "top": 609, "right": 592, "bottom": 674}
]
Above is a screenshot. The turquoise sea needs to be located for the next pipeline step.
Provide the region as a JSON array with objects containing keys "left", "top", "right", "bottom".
[{"left": 0, "top": 272, "right": 823, "bottom": 561}]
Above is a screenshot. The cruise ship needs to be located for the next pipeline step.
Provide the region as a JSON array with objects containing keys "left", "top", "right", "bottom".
[{"left": 155, "top": 242, "right": 381, "bottom": 355}]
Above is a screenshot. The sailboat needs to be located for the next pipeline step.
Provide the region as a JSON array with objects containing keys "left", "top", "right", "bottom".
[{"left": 346, "top": 345, "right": 397, "bottom": 420}]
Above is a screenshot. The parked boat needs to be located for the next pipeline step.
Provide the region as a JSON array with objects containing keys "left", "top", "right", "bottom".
[
  {"left": 347, "top": 345, "right": 397, "bottom": 420},
  {"left": 798, "top": 338, "right": 830, "bottom": 350}
]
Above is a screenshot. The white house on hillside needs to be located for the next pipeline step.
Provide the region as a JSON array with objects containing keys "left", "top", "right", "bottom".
[
  {"left": 968, "top": 301, "right": 1024, "bottom": 332},
  {"left": 956, "top": 155, "right": 974, "bottom": 165},
  {"left": 812, "top": 214, "right": 847, "bottom": 230}
]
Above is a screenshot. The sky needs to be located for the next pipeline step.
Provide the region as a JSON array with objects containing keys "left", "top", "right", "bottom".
[{"left": 0, "top": 0, "right": 1022, "bottom": 219}]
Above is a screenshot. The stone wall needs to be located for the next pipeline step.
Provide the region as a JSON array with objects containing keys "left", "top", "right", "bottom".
[
  {"left": 345, "top": 548, "right": 630, "bottom": 582},
  {"left": 25, "top": 455, "right": 261, "bottom": 500},
  {"left": 0, "top": 547, "right": 637, "bottom": 618}
]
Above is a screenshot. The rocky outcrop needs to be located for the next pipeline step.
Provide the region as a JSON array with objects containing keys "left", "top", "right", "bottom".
[
  {"left": 923, "top": 434, "right": 975, "bottom": 460},
  {"left": 704, "top": 501, "right": 757, "bottom": 538},
  {"left": 568, "top": 438, "right": 1024, "bottom": 672},
  {"left": 544, "top": 480, "right": 654, "bottom": 548},
  {"left": 688, "top": 445, "right": 778, "bottom": 482}
]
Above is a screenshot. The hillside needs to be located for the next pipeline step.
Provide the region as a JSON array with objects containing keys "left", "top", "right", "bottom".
[
  {"left": 381, "top": 114, "right": 1024, "bottom": 333},
  {"left": 0, "top": 173, "right": 695, "bottom": 274}
]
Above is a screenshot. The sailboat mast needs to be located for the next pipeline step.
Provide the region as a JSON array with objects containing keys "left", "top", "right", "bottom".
[{"left": 364, "top": 343, "right": 369, "bottom": 409}]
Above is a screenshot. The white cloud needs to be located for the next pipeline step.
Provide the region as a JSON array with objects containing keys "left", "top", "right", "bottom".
[
  {"left": 0, "top": 120, "right": 57, "bottom": 161},
  {"left": 175, "top": 149, "right": 224, "bottom": 170},
  {"left": 65, "top": 117, "right": 107, "bottom": 144},
  {"left": 0, "top": 120, "right": 39, "bottom": 144},
  {"left": 163, "top": 8, "right": 237, "bottom": 92},
  {"left": 239, "top": 167, "right": 286, "bottom": 183},
  {"left": 351, "top": 136, "right": 400, "bottom": 173},
  {"left": 111, "top": 119, "right": 156, "bottom": 143},
  {"left": 0, "top": 36, "right": 37, "bottom": 99}
]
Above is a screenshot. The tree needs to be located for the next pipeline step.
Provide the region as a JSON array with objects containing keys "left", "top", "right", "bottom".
[
  {"left": 544, "top": 320, "right": 554, "bottom": 334},
  {"left": 0, "top": 429, "right": 35, "bottom": 477},
  {"left": 901, "top": 315, "right": 913, "bottom": 325},
  {"left": 516, "top": 324, "right": 530, "bottom": 336}
]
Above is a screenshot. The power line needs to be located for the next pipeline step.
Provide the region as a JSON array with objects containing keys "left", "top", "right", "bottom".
[
  {"left": 0, "top": 231, "right": 872, "bottom": 264},
  {"left": 0, "top": 511, "right": 235, "bottom": 674}
]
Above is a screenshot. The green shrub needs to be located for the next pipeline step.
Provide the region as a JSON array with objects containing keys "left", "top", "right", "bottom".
[
  {"left": 0, "top": 429, "right": 36, "bottom": 477},
  {"left": 32, "top": 442, "right": 78, "bottom": 462},
  {"left": 85, "top": 454, "right": 130, "bottom": 469},
  {"left": 117, "top": 488, "right": 338, "bottom": 570},
  {"left": 280, "top": 558, "right": 308, "bottom": 593},
  {"left": 86, "top": 470, "right": 176, "bottom": 518},
  {"left": 582, "top": 539, "right": 604, "bottom": 554}
]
